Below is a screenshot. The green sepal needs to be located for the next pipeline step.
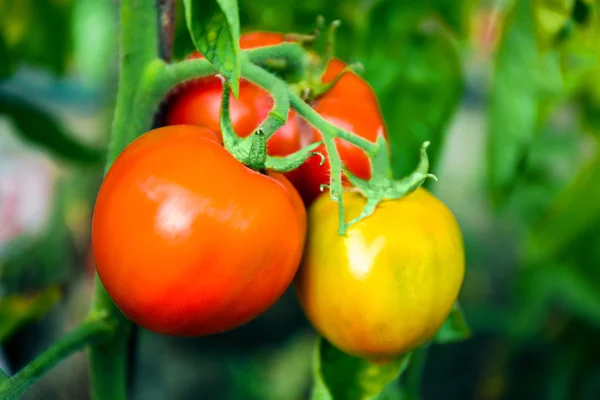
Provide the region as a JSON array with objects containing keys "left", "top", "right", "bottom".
[
  {"left": 311, "top": 337, "right": 412, "bottom": 400},
  {"left": 220, "top": 76, "right": 320, "bottom": 173},
  {"left": 247, "top": 130, "right": 268, "bottom": 170},
  {"left": 266, "top": 141, "right": 324, "bottom": 172},
  {"left": 343, "top": 140, "right": 437, "bottom": 229},
  {"left": 433, "top": 302, "right": 471, "bottom": 344}
]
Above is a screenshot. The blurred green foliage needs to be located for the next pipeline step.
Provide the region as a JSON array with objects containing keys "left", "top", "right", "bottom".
[{"left": 2, "top": 0, "right": 600, "bottom": 398}]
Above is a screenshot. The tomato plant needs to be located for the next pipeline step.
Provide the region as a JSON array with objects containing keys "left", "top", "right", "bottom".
[
  {"left": 295, "top": 188, "right": 464, "bottom": 360},
  {"left": 0, "top": 1, "right": 470, "bottom": 400},
  {"left": 91, "top": 125, "right": 306, "bottom": 336}
]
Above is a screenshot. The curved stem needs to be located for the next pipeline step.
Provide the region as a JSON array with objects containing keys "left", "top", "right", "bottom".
[
  {"left": 287, "top": 89, "right": 378, "bottom": 153},
  {"left": 244, "top": 42, "right": 307, "bottom": 79},
  {"left": 0, "top": 316, "right": 117, "bottom": 400},
  {"left": 241, "top": 61, "right": 289, "bottom": 139}
]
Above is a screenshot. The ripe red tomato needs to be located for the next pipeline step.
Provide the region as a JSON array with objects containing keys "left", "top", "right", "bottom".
[
  {"left": 92, "top": 125, "right": 306, "bottom": 336},
  {"left": 287, "top": 59, "right": 386, "bottom": 204},
  {"left": 165, "top": 32, "right": 302, "bottom": 157}
]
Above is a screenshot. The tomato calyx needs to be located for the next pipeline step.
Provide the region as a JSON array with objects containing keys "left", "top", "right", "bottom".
[
  {"left": 342, "top": 137, "right": 437, "bottom": 228},
  {"left": 219, "top": 77, "right": 325, "bottom": 172},
  {"left": 286, "top": 19, "right": 360, "bottom": 102}
]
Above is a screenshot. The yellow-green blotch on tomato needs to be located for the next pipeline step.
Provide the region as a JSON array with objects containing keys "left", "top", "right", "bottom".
[{"left": 295, "top": 188, "right": 465, "bottom": 361}]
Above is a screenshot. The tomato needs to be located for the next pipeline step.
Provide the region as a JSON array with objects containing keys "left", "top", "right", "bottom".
[
  {"left": 165, "top": 32, "right": 302, "bottom": 157},
  {"left": 165, "top": 32, "right": 386, "bottom": 204},
  {"left": 295, "top": 189, "right": 464, "bottom": 360},
  {"left": 92, "top": 125, "right": 306, "bottom": 336},
  {"left": 287, "top": 59, "right": 387, "bottom": 204}
]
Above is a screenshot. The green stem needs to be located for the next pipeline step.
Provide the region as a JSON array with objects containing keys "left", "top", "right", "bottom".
[
  {"left": 107, "top": 0, "right": 160, "bottom": 169},
  {"left": 287, "top": 90, "right": 378, "bottom": 153},
  {"left": 244, "top": 42, "right": 307, "bottom": 79},
  {"left": 241, "top": 62, "right": 289, "bottom": 139},
  {"left": 89, "top": 1, "right": 161, "bottom": 399},
  {"left": 0, "top": 316, "right": 117, "bottom": 400}
]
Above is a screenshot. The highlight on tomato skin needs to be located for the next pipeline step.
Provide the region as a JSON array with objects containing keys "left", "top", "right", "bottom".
[
  {"left": 295, "top": 188, "right": 465, "bottom": 361},
  {"left": 91, "top": 125, "right": 306, "bottom": 336}
]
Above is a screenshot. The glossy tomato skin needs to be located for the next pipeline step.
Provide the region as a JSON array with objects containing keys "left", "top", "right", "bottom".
[
  {"left": 295, "top": 189, "right": 464, "bottom": 360},
  {"left": 92, "top": 125, "right": 306, "bottom": 336},
  {"left": 165, "top": 32, "right": 301, "bottom": 157},
  {"left": 287, "top": 59, "right": 387, "bottom": 204}
]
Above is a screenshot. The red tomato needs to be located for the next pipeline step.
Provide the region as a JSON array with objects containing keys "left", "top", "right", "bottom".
[
  {"left": 165, "top": 32, "right": 301, "bottom": 157},
  {"left": 165, "top": 33, "right": 386, "bottom": 205},
  {"left": 288, "top": 59, "right": 387, "bottom": 204},
  {"left": 92, "top": 125, "right": 306, "bottom": 336}
]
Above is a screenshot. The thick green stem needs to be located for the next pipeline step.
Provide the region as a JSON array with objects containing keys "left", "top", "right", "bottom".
[
  {"left": 107, "top": 0, "right": 160, "bottom": 168},
  {"left": 241, "top": 62, "right": 289, "bottom": 139},
  {"left": 89, "top": 1, "right": 161, "bottom": 399},
  {"left": 0, "top": 316, "right": 117, "bottom": 400},
  {"left": 245, "top": 42, "right": 307, "bottom": 79}
]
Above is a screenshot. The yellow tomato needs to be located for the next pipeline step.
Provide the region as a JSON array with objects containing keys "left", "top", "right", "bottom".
[{"left": 295, "top": 188, "right": 465, "bottom": 360}]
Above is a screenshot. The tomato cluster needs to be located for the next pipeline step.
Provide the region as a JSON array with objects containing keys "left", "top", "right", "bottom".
[
  {"left": 165, "top": 32, "right": 386, "bottom": 204},
  {"left": 92, "top": 32, "right": 464, "bottom": 359}
]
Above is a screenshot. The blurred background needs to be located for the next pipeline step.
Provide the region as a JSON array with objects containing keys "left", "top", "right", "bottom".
[{"left": 2, "top": 0, "right": 600, "bottom": 399}]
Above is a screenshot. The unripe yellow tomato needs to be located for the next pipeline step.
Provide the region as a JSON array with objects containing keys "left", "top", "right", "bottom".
[{"left": 295, "top": 188, "right": 465, "bottom": 360}]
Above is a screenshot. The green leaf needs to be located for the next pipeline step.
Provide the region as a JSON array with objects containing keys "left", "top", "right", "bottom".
[
  {"left": 0, "top": 179, "right": 74, "bottom": 294},
  {"left": 0, "top": 287, "right": 61, "bottom": 343},
  {"left": 433, "top": 302, "right": 471, "bottom": 344},
  {"left": 528, "top": 153, "right": 600, "bottom": 259},
  {"left": 0, "top": 34, "right": 13, "bottom": 80},
  {"left": 488, "top": 0, "right": 563, "bottom": 204},
  {"left": 0, "top": 94, "right": 104, "bottom": 164},
  {"left": 183, "top": 0, "right": 241, "bottom": 97},
  {"left": 0, "top": 0, "right": 73, "bottom": 75},
  {"left": 511, "top": 263, "right": 600, "bottom": 337},
  {"left": 431, "top": 0, "right": 476, "bottom": 38},
  {"left": 312, "top": 337, "right": 411, "bottom": 400},
  {"left": 533, "top": 0, "right": 576, "bottom": 48},
  {"left": 371, "top": 21, "right": 462, "bottom": 179},
  {"left": 533, "top": 0, "right": 595, "bottom": 48}
]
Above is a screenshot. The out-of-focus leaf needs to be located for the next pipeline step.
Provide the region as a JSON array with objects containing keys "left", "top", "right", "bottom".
[
  {"left": 370, "top": 20, "right": 462, "bottom": 178},
  {"left": 0, "top": 180, "right": 74, "bottom": 294},
  {"left": 512, "top": 263, "right": 600, "bottom": 337},
  {"left": 432, "top": 0, "right": 476, "bottom": 38},
  {"left": 228, "top": 333, "right": 313, "bottom": 400},
  {"left": 0, "top": 34, "right": 13, "bottom": 80},
  {"left": 488, "top": 0, "right": 563, "bottom": 204},
  {"left": 0, "top": 0, "right": 73, "bottom": 75},
  {"left": 534, "top": 0, "right": 576, "bottom": 48},
  {"left": 173, "top": 0, "right": 196, "bottom": 60},
  {"left": 529, "top": 152, "right": 600, "bottom": 259},
  {"left": 183, "top": 0, "right": 241, "bottom": 97},
  {"left": 0, "top": 286, "right": 61, "bottom": 343},
  {"left": 434, "top": 302, "right": 472, "bottom": 344},
  {"left": 72, "top": 0, "right": 117, "bottom": 86},
  {"left": 533, "top": 0, "right": 595, "bottom": 48},
  {"left": 312, "top": 337, "right": 411, "bottom": 400},
  {"left": 0, "top": 94, "right": 104, "bottom": 164}
]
